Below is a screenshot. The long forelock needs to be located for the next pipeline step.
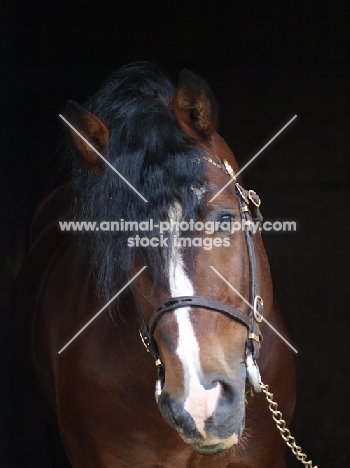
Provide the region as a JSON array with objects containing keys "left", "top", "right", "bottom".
[{"left": 69, "top": 62, "right": 207, "bottom": 302}]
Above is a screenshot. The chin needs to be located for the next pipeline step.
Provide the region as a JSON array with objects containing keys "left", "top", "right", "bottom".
[
  {"left": 185, "top": 433, "right": 240, "bottom": 456},
  {"left": 192, "top": 443, "right": 227, "bottom": 456}
]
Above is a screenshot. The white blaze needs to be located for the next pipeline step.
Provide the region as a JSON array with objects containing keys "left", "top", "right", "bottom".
[{"left": 167, "top": 203, "right": 221, "bottom": 437}]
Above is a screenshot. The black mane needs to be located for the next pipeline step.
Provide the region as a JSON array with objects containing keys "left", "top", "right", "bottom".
[{"left": 68, "top": 62, "right": 206, "bottom": 301}]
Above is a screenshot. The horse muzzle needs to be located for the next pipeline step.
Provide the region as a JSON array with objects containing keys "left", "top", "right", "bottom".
[{"left": 157, "top": 376, "right": 245, "bottom": 454}]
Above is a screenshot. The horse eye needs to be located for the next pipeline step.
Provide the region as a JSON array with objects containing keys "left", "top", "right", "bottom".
[
  {"left": 217, "top": 214, "right": 235, "bottom": 232},
  {"left": 220, "top": 214, "right": 234, "bottom": 223}
]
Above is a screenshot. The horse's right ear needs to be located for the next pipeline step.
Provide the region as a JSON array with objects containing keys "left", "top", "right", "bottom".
[
  {"left": 63, "top": 100, "right": 109, "bottom": 172},
  {"left": 173, "top": 69, "right": 217, "bottom": 141}
]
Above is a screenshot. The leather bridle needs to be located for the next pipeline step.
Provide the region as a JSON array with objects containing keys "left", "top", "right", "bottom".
[{"left": 138, "top": 158, "right": 265, "bottom": 399}]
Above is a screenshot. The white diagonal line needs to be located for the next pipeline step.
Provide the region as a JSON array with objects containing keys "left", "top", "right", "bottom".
[
  {"left": 59, "top": 114, "right": 148, "bottom": 202},
  {"left": 209, "top": 115, "right": 297, "bottom": 202},
  {"left": 210, "top": 266, "right": 298, "bottom": 353},
  {"left": 58, "top": 266, "right": 147, "bottom": 354}
]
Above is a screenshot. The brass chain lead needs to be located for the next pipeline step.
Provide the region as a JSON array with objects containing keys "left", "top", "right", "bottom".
[{"left": 260, "top": 383, "right": 318, "bottom": 468}]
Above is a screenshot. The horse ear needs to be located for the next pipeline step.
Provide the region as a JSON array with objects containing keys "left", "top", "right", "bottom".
[
  {"left": 63, "top": 100, "right": 109, "bottom": 172},
  {"left": 173, "top": 69, "right": 217, "bottom": 139}
]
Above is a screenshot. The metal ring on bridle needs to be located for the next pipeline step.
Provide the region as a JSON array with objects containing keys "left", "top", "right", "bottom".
[
  {"left": 248, "top": 190, "right": 261, "bottom": 207},
  {"left": 253, "top": 295, "right": 264, "bottom": 323}
]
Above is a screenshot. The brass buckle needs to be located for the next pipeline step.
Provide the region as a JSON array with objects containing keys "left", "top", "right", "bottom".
[
  {"left": 253, "top": 295, "right": 264, "bottom": 323},
  {"left": 248, "top": 332, "right": 260, "bottom": 343},
  {"left": 248, "top": 190, "right": 261, "bottom": 207}
]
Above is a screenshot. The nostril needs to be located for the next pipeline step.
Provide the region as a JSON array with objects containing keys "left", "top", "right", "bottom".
[
  {"left": 211, "top": 380, "right": 241, "bottom": 426},
  {"left": 218, "top": 381, "right": 235, "bottom": 406}
]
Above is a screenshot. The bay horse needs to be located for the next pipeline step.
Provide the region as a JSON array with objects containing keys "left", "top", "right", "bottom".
[{"left": 13, "top": 62, "right": 296, "bottom": 467}]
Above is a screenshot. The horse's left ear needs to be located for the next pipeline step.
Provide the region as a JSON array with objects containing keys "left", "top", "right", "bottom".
[
  {"left": 173, "top": 69, "right": 217, "bottom": 140},
  {"left": 63, "top": 100, "right": 109, "bottom": 172}
]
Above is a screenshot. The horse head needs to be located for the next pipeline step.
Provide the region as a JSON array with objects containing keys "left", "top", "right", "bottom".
[{"left": 63, "top": 63, "right": 273, "bottom": 455}]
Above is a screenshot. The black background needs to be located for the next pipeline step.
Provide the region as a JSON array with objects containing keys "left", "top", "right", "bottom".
[{"left": 2, "top": 1, "right": 350, "bottom": 467}]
